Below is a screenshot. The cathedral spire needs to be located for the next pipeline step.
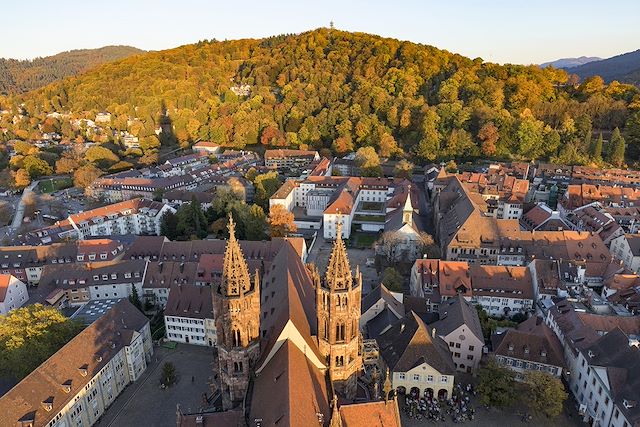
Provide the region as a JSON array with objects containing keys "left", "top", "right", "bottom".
[
  {"left": 325, "top": 218, "right": 352, "bottom": 290},
  {"left": 222, "top": 213, "right": 252, "bottom": 296}
]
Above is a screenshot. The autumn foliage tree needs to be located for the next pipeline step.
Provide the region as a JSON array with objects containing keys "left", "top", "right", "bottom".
[{"left": 268, "top": 204, "right": 297, "bottom": 237}]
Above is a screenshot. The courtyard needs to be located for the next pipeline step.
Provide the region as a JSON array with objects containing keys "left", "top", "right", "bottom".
[{"left": 96, "top": 344, "right": 215, "bottom": 427}]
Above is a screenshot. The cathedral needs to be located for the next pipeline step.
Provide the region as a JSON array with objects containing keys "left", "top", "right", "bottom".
[{"left": 203, "top": 215, "right": 401, "bottom": 426}]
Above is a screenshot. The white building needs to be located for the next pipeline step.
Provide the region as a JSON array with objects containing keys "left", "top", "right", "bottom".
[
  {"left": 492, "top": 316, "right": 565, "bottom": 381},
  {"left": 432, "top": 295, "right": 485, "bottom": 373},
  {"left": 610, "top": 234, "right": 640, "bottom": 274},
  {"left": 0, "top": 300, "right": 152, "bottom": 427},
  {"left": 0, "top": 274, "right": 29, "bottom": 314},
  {"left": 63, "top": 198, "right": 175, "bottom": 239},
  {"left": 470, "top": 265, "right": 535, "bottom": 317},
  {"left": 270, "top": 176, "right": 409, "bottom": 239},
  {"left": 164, "top": 284, "right": 215, "bottom": 346}
]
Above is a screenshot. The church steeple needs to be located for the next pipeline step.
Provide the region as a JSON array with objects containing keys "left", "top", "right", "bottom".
[
  {"left": 213, "top": 213, "right": 261, "bottom": 410},
  {"left": 402, "top": 185, "right": 413, "bottom": 225},
  {"left": 222, "top": 213, "right": 252, "bottom": 296},
  {"left": 325, "top": 221, "right": 353, "bottom": 291},
  {"left": 317, "top": 220, "right": 363, "bottom": 399}
]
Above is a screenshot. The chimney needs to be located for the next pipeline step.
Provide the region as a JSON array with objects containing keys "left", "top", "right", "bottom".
[
  {"left": 432, "top": 328, "right": 436, "bottom": 338},
  {"left": 400, "top": 322, "right": 405, "bottom": 333}
]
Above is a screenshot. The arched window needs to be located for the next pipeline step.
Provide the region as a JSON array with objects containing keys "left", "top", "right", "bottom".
[
  {"left": 324, "top": 319, "right": 329, "bottom": 340},
  {"left": 232, "top": 329, "right": 241, "bottom": 347},
  {"left": 336, "top": 322, "right": 346, "bottom": 342}
]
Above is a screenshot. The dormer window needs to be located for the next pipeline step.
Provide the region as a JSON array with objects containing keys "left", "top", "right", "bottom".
[
  {"left": 588, "top": 350, "right": 595, "bottom": 358},
  {"left": 508, "top": 343, "right": 514, "bottom": 351},
  {"left": 61, "top": 380, "right": 72, "bottom": 393},
  {"left": 624, "top": 399, "right": 636, "bottom": 409},
  {"left": 541, "top": 350, "right": 547, "bottom": 357},
  {"left": 524, "top": 347, "right": 530, "bottom": 355},
  {"left": 78, "top": 364, "right": 88, "bottom": 377},
  {"left": 42, "top": 397, "right": 54, "bottom": 411}
]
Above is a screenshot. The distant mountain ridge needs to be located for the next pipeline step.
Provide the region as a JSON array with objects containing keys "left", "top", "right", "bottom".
[
  {"left": 0, "top": 46, "right": 144, "bottom": 95},
  {"left": 565, "top": 49, "right": 640, "bottom": 85},
  {"left": 540, "top": 56, "right": 601, "bottom": 69}
]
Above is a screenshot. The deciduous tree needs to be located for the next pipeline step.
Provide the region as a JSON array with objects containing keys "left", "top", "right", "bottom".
[
  {"left": 0, "top": 304, "right": 83, "bottom": 380},
  {"left": 268, "top": 204, "right": 297, "bottom": 237},
  {"left": 477, "top": 359, "right": 517, "bottom": 407},
  {"left": 524, "top": 371, "right": 567, "bottom": 418}
]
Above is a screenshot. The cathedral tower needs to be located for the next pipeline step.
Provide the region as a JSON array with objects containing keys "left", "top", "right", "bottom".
[
  {"left": 213, "top": 214, "right": 261, "bottom": 410},
  {"left": 316, "top": 220, "right": 363, "bottom": 399}
]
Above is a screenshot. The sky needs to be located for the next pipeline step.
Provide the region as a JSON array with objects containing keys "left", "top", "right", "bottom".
[{"left": 2, "top": 0, "right": 639, "bottom": 64}]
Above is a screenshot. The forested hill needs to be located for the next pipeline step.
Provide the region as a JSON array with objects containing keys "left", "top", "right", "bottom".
[
  {"left": 567, "top": 49, "right": 640, "bottom": 86},
  {"left": 4, "top": 29, "right": 640, "bottom": 164},
  {"left": 0, "top": 46, "right": 144, "bottom": 94}
]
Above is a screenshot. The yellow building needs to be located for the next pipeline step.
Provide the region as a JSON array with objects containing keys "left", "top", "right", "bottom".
[{"left": 378, "top": 312, "right": 456, "bottom": 399}]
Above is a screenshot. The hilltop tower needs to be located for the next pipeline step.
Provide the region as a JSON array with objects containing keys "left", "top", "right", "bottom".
[
  {"left": 316, "top": 221, "right": 363, "bottom": 399},
  {"left": 213, "top": 214, "right": 261, "bottom": 410}
]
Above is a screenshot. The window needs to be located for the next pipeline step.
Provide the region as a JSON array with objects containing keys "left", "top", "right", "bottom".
[
  {"left": 440, "top": 376, "right": 448, "bottom": 383},
  {"left": 413, "top": 374, "right": 420, "bottom": 381},
  {"left": 426, "top": 375, "right": 433, "bottom": 382},
  {"left": 455, "top": 343, "right": 461, "bottom": 348},
  {"left": 467, "top": 355, "right": 474, "bottom": 360},
  {"left": 468, "top": 345, "right": 474, "bottom": 351},
  {"left": 398, "top": 373, "right": 405, "bottom": 380}
]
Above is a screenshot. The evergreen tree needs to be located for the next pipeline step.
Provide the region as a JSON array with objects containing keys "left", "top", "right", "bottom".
[
  {"left": 129, "top": 285, "right": 142, "bottom": 311},
  {"left": 160, "top": 211, "right": 179, "bottom": 240},
  {"left": 590, "top": 132, "right": 603, "bottom": 161},
  {"left": 607, "top": 127, "right": 626, "bottom": 167}
]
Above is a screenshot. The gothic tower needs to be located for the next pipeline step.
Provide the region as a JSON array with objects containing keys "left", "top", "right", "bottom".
[
  {"left": 213, "top": 214, "right": 261, "bottom": 410},
  {"left": 316, "top": 220, "right": 362, "bottom": 399}
]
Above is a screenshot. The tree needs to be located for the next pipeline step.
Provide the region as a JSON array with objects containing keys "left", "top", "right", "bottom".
[
  {"left": 381, "top": 267, "right": 403, "bottom": 292},
  {"left": 417, "top": 232, "right": 440, "bottom": 258},
  {"left": 378, "top": 133, "right": 399, "bottom": 158},
  {"left": 375, "top": 231, "right": 403, "bottom": 264},
  {"left": 524, "top": 371, "right": 568, "bottom": 418},
  {"left": 354, "top": 146, "right": 382, "bottom": 177},
  {"left": 0, "top": 304, "right": 83, "bottom": 380},
  {"left": 73, "top": 164, "right": 103, "bottom": 188},
  {"left": 476, "top": 359, "right": 517, "bottom": 407},
  {"left": 478, "top": 122, "right": 499, "bottom": 157},
  {"left": 22, "top": 155, "right": 53, "bottom": 178},
  {"left": 129, "top": 285, "right": 142, "bottom": 311},
  {"left": 244, "top": 204, "right": 268, "bottom": 240},
  {"left": 254, "top": 171, "right": 281, "bottom": 210},
  {"left": 268, "top": 204, "right": 297, "bottom": 237},
  {"left": 14, "top": 168, "right": 31, "bottom": 188},
  {"left": 55, "top": 157, "right": 79, "bottom": 174},
  {"left": 160, "top": 210, "right": 179, "bottom": 240},
  {"left": 590, "top": 132, "right": 604, "bottom": 161},
  {"left": 625, "top": 111, "right": 640, "bottom": 160},
  {"left": 393, "top": 159, "right": 413, "bottom": 179},
  {"left": 176, "top": 199, "right": 208, "bottom": 239},
  {"left": 84, "top": 145, "right": 119, "bottom": 166},
  {"left": 161, "top": 362, "right": 177, "bottom": 387},
  {"left": 607, "top": 127, "right": 626, "bottom": 167}
]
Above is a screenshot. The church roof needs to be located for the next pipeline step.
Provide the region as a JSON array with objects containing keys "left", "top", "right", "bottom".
[
  {"left": 249, "top": 340, "right": 330, "bottom": 427},
  {"left": 338, "top": 400, "right": 402, "bottom": 427}
]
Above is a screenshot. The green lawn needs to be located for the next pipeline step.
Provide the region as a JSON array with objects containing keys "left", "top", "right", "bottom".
[
  {"left": 360, "top": 201, "right": 384, "bottom": 211},
  {"left": 350, "top": 232, "right": 379, "bottom": 248},
  {"left": 39, "top": 177, "right": 72, "bottom": 193},
  {"left": 353, "top": 214, "right": 386, "bottom": 223}
]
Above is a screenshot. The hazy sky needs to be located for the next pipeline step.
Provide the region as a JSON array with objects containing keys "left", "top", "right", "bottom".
[{"left": 3, "top": 0, "right": 639, "bottom": 64}]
